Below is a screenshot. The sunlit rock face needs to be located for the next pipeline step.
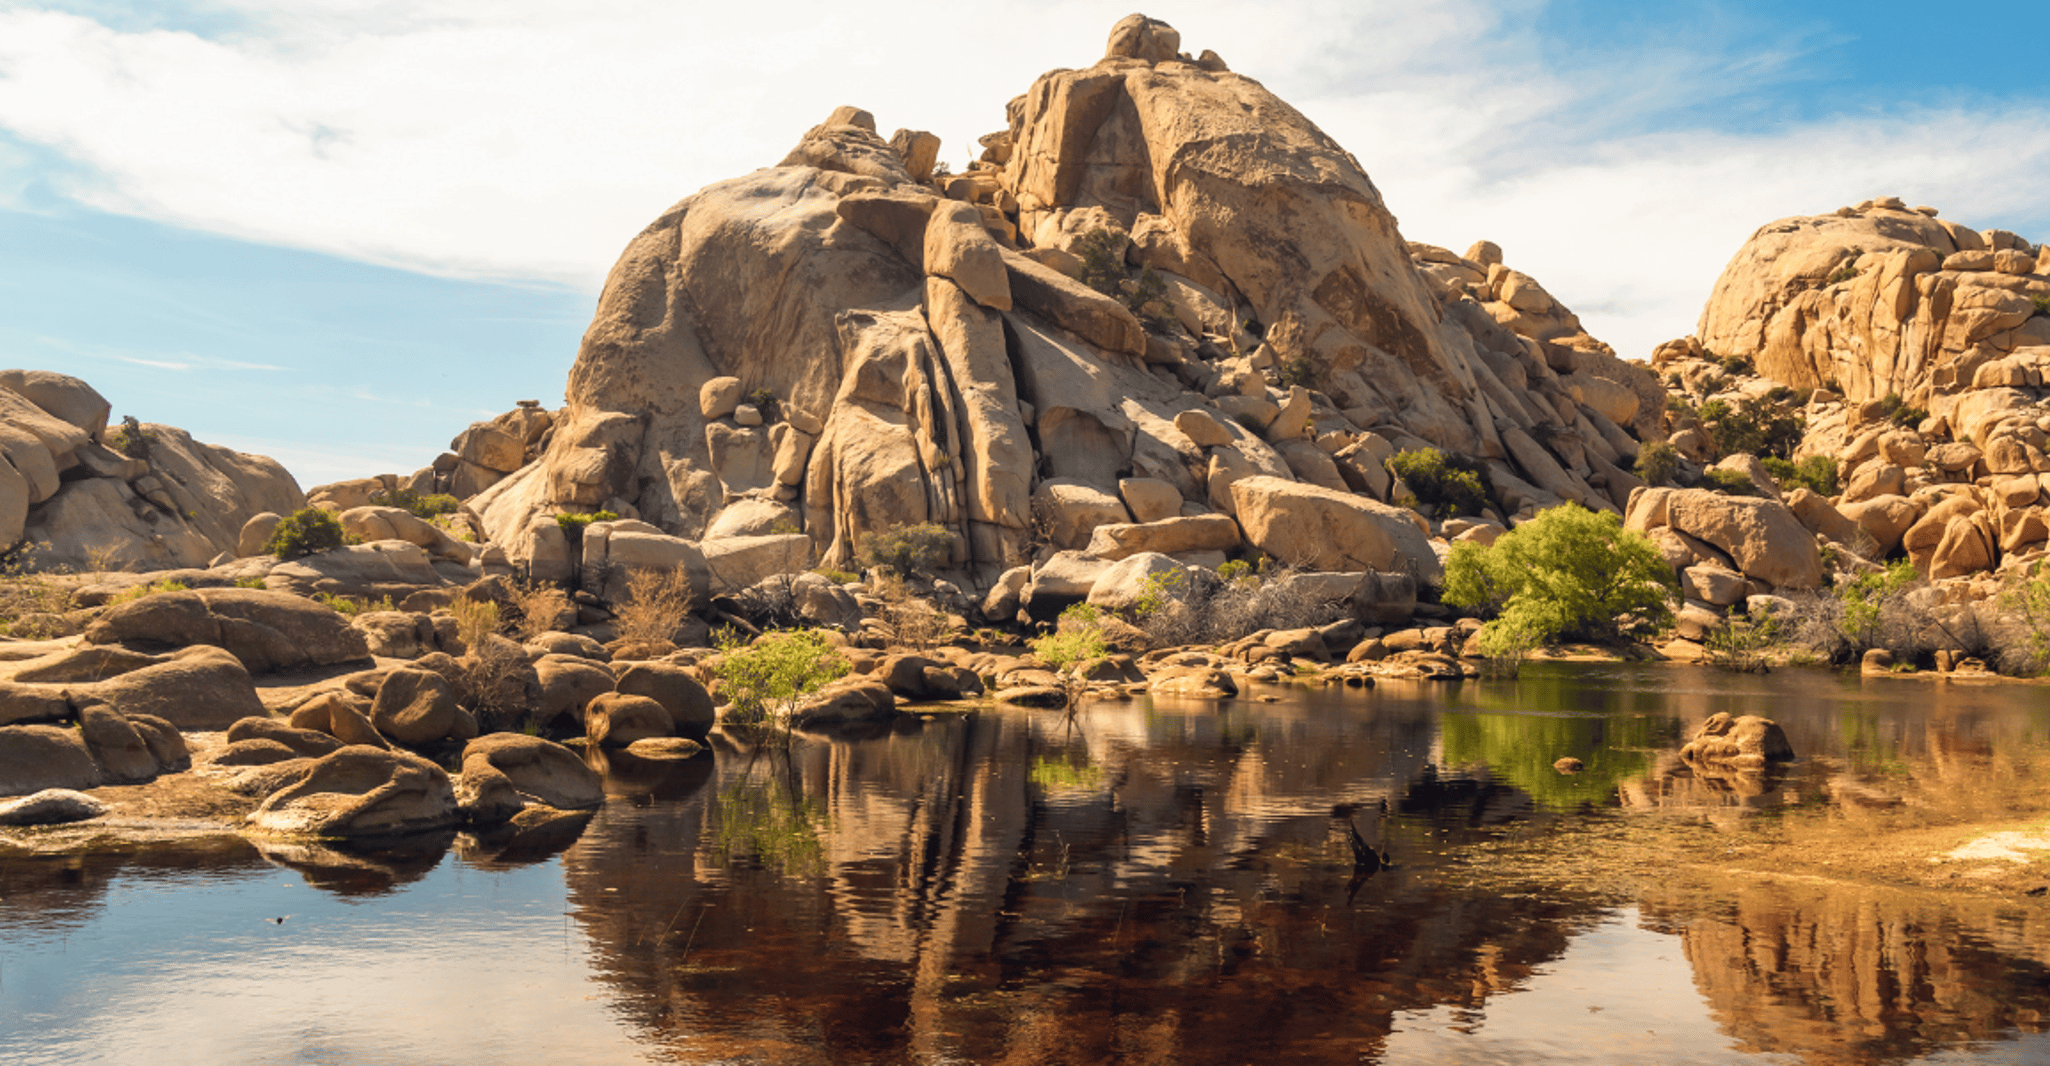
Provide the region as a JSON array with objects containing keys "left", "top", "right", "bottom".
[{"left": 474, "top": 14, "right": 1660, "bottom": 586}]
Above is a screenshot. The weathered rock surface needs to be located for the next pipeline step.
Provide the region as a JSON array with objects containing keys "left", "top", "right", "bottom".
[
  {"left": 82, "top": 588, "right": 370, "bottom": 673},
  {"left": 455, "top": 733, "right": 603, "bottom": 823},
  {"left": 248, "top": 745, "right": 460, "bottom": 838}
]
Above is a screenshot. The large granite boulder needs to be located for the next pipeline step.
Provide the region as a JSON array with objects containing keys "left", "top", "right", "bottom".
[
  {"left": 82, "top": 587, "right": 370, "bottom": 673},
  {"left": 454, "top": 733, "right": 603, "bottom": 824},
  {"left": 1230, "top": 477, "right": 1442, "bottom": 581},
  {"left": 247, "top": 746, "right": 460, "bottom": 838}
]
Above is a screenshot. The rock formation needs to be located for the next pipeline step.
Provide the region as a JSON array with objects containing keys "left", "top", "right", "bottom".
[
  {"left": 445, "top": 14, "right": 1658, "bottom": 599},
  {"left": 0, "top": 370, "right": 303, "bottom": 571},
  {"left": 1657, "top": 196, "right": 2050, "bottom": 598}
]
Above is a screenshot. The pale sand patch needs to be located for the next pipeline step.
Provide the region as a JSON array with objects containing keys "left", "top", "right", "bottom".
[{"left": 1941, "top": 826, "right": 2050, "bottom": 863}]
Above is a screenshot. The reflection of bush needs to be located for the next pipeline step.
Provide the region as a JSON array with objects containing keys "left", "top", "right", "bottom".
[
  {"left": 713, "top": 780, "right": 825, "bottom": 878},
  {"left": 1440, "top": 710, "right": 1673, "bottom": 809}
]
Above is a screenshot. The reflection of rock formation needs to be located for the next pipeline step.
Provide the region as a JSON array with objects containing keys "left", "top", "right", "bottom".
[
  {"left": 556, "top": 694, "right": 1637, "bottom": 1060},
  {"left": 0, "top": 837, "right": 267, "bottom": 937},
  {"left": 254, "top": 832, "right": 454, "bottom": 896},
  {"left": 1645, "top": 879, "right": 2050, "bottom": 1064}
]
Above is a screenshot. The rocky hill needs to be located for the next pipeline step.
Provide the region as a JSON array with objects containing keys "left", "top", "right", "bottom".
[
  {"left": 432, "top": 13, "right": 1659, "bottom": 594},
  {"left": 1652, "top": 197, "right": 2049, "bottom": 594}
]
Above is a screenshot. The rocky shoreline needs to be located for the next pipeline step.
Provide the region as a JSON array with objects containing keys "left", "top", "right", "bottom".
[{"left": 6, "top": 15, "right": 2050, "bottom": 860}]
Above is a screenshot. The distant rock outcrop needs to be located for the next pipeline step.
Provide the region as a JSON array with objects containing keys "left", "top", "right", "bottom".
[
  {"left": 450, "top": 14, "right": 1659, "bottom": 593},
  {"left": 0, "top": 370, "right": 304, "bottom": 570}
]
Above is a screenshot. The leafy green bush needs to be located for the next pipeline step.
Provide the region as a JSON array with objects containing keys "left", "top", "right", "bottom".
[
  {"left": 1761, "top": 455, "right": 1838, "bottom": 496},
  {"left": 1387, "top": 447, "right": 1491, "bottom": 518},
  {"left": 1839, "top": 559, "right": 1920, "bottom": 650},
  {"left": 554, "top": 510, "right": 619, "bottom": 532},
  {"left": 812, "top": 567, "right": 858, "bottom": 584},
  {"left": 1718, "top": 356, "right": 1752, "bottom": 376},
  {"left": 1634, "top": 440, "right": 1679, "bottom": 487},
  {"left": 1070, "top": 228, "right": 1176, "bottom": 333},
  {"left": 109, "top": 579, "right": 188, "bottom": 605},
  {"left": 856, "top": 522, "right": 953, "bottom": 576},
  {"left": 1442, "top": 504, "right": 1677, "bottom": 648},
  {"left": 2033, "top": 295, "right": 2050, "bottom": 319},
  {"left": 1073, "top": 228, "right": 1128, "bottom": 296},
  {"left": 1702, "top": 468, "right": 1763, "bottom": 496},
  {"left": 714, "top": 629, "right": 851, "bottom": 726},
  {"left": 1696, "top": 395, "right": 1804, "bottom": 460},
  {"left": 375, "top": 487, "right": 460, "bottom": 519},
  {"left": 264, "top": 508, "right": 348, "bottom": 559},
  {"left": 1828, "top": 263, "right": 1860, "bottom": 284},
  {"left": 1030, "top": 603, "right": 1109, "bottom": 672}
]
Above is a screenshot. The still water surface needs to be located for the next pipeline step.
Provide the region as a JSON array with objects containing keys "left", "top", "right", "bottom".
[{"left": 4, "top": 664, "right": 2049, "bottom": 1065}]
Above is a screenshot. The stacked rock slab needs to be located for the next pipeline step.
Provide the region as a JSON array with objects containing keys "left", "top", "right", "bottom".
[{"left": 465, "top": 14, "right": 1659, "bottom": 592}]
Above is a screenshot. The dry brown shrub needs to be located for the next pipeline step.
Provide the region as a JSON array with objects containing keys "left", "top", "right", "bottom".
[
  {"left": 614, "top": 568, "right": 696, "bottom": 645},
  {"left": 507, "top": 581, "right": 573, "bottom": 641},
  {"left": 448, "top": 597, "right": 502, "bottom": 653}
]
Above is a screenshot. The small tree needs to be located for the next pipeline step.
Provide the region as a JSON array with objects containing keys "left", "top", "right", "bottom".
[
  {"left": 264, "top": 508, "right": 348, "bottom": 559},
  {"left": 1442, "top": 504, "right": 1676, "bottom": 648},
  {"left": 855, "top": 522, "right": 953, "bottom": 577},
  {"left": 1633, "top": 440, "right": 1679, "bottom": 488},
  {"left": 715, "top": 629, "right": 851, "bottom": 730},
  {"left": 1386, "top": 448, "right": 1491, "bottom": 518}
]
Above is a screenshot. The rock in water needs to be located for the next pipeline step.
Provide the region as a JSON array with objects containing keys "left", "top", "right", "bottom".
[{"left": 1680, "top": 712, "right": 1794, "bottom": 771}]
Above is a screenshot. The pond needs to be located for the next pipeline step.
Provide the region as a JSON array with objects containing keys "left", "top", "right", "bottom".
[{"left": 4, "top": 663, "right": 2050, "bottom": 1065}]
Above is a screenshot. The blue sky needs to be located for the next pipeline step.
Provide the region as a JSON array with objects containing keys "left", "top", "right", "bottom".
[{"left": 1, "top": 1, "right": 2046, "bottom": 485}]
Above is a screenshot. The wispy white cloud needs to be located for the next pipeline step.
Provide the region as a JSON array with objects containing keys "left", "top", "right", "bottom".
[
  {"left": 0, "top": 0, "right": 2045, "bottom": 368},
  {"left": 116, "top": 352, "right": 284, "bottom": 371}
]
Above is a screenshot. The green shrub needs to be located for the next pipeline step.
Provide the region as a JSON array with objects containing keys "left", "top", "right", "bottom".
[
  {"left": 1442, "top": 504, "right": 1677, "bottom": 647},
  {"left": 1828, "top": 263, "right": 1860, "bottom": 284},
  {"left": 1073, "top": 228, "right": 1128, "bottom": 297},
  {"left": 1030, "top": 603, "right": 1109, "bottom": 672},
  {"left": 1876, "top": 392, "right": 1929, "bottom": 428},
  {"left": 1216, "top": 559, "right": 1254, "bottom": 583},
  {"left": 264, "top": 508, "right": 348, "bottom": 559},
  {"left": 1761, "top": 455, "right": 1838, "bottom": 496},
  {"left": 1276, "top": 354, "right": 1318, "bottom": 390},
  {"left": 234, "top": 576, "right": 267, "bottom": 589},
  {"left": 107, "top": 415, "right": 156, "bottom": 460},
  {"left": 856, "top": 522, "right": 954, "bottom": 577},
  {"left": 1386, "top": 447, "right": 1491, "bottom": 518},
  {"left": 1840, "top": 559, "right": 1920, "bottom": 649},
  {"left": 1698, "top": 395, "right": 1804, "bottom": 460},
  {"left": 812, "top": 567, "right": 858, "bottom": 584},
  {"left": 554, "top": 510, "right": 619, "bottom": 531},
  {"left": 1070, "top": 228, "right": 1177, "bottom": 333},
  {"left": 714, "top": 629, "right": 851, "bottom": 727},
  {"left": 375, "top": 487, "right": 459, "bottom": 519},
  {"left": 1702, "top": 468, "right": 1763, "bottom": 496},
  {"left": 2033, "top": 295, "right": 2050, "bottom": 319},
  {"left": 1634, "top": 441, "right": 1679, "bottom": 487},
  {"left": 109, "top": 579, "right": 187, "bottom": 605},
  {"left": 1718, "top": 356, "right": 1753, "bottom": 376}
]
